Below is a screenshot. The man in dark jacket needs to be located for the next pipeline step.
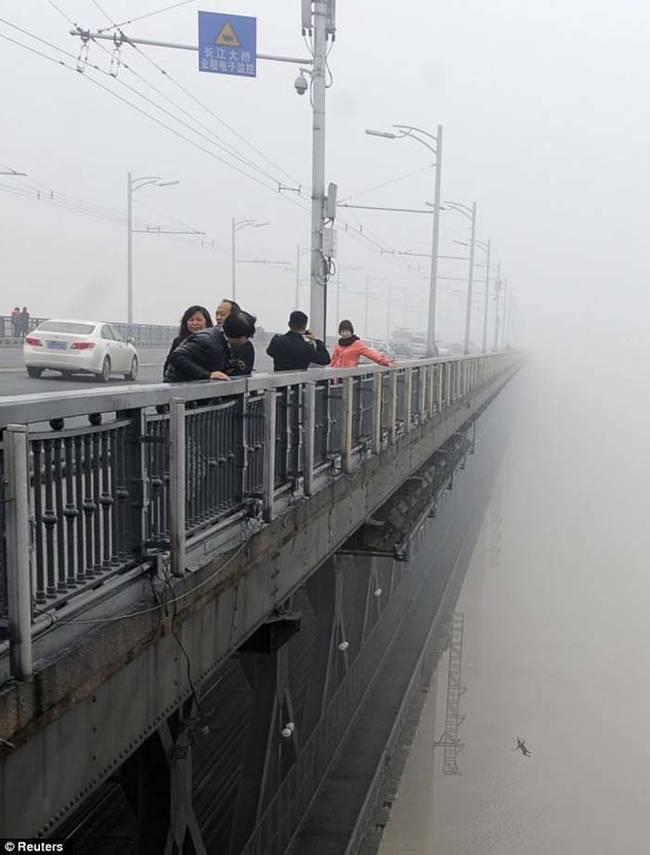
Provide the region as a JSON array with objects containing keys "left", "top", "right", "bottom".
[
  {"left": 165, "top": 313, "right": 254, "bottom": 383},
  {"left": 215, "top": 298, "right": 256, "bottom": 376},
  {"left": 266, "top": 311, "right": 330, "bottom": 372}
]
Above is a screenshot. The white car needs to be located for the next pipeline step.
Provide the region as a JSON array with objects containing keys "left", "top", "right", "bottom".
[{"left": 23, "top": 319, "right": 139, "bottom": 382}]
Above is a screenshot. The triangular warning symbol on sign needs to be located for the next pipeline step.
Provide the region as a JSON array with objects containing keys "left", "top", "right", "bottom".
[{"left": 215, "top": 21, "right": 240, "bottom": 47}]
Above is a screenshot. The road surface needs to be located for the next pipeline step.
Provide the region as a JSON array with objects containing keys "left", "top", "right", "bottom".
[{"left": 0, "top": 346, "right": 274, "bottom": 398}]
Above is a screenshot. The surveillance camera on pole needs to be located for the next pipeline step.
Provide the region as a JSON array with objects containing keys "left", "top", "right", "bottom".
[{"left": 294, "top": 71, "right": 309, "bottom": 95}]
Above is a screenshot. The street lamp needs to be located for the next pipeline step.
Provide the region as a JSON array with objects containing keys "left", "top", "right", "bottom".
[
  {"left": 231, "top": 219, "right": 270, "bottom": 301},
  {"left": 127, "top": 173, "right": 180, "bottom": 325},
  {"left": 364, "top": 276, "right": 388, "bottom": 338},
  {"left": 454, "top": 237, "right": 493, "bottom": 352},
  {"left": 491, "top": 264, "right": 501, "bottom": 351},
  {"left": 444, "top": 200, "right": 477, "bottom": 353},
  {"left": 365, "top": 123, "right": 443, "bottom": 356}
]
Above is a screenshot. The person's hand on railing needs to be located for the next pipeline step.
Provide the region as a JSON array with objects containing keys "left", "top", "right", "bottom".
[{"left": 209, "top": 370, "right": 229, "bottom": 381}]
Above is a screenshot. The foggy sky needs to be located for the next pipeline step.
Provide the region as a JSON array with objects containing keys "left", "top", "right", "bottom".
[{"left": 2, "top": 0, "right": 649, "bottom": 344}]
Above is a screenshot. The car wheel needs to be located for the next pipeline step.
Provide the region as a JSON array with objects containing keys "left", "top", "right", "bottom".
[
  {"left": 99, "top": 357, "right": 111, "bottom": 383},
  {"left": 27, "top": 367, "right": 43, "bottom": 378},
  {"left": 125, "top": 356, "right": 139, "bottom": 382}
]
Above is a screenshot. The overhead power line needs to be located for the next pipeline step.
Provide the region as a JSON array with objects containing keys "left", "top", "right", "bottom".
[
  {"left": 340, "top": 164, "right": 434, "bottom": 203},
  {"left": 5, "top": 17, "right": 429, "bottom": 282},
  {"left": 97, "top": 2, "right": 197, "bottom": 35},
  {"left": 45, "top": 2, "right": 308, "bottom": 192}
]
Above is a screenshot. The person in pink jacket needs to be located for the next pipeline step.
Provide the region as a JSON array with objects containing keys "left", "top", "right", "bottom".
[{"left": 330, "top": 320, "right": 393, "bottom": 368}]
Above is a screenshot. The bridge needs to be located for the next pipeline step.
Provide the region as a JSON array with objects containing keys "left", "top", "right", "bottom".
[{"left": 0, "top": 351, "right": 520, "bottom": 852}]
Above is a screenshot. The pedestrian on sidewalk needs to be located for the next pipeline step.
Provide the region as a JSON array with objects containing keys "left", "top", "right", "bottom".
[
  {"left": 19, "top": 306, "right": 30, "bottom": 337},
  {"left": 330, "top": 320, "right": 393, "bottom": 368},
  {"left": 10, "top": 307, "right": 20, "bottom": 337},
  {"left": 266, "top": 311, "right": 331, "bottom": 372}
]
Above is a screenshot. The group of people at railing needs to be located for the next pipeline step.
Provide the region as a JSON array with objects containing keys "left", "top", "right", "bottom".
[
  {"left": 8, "top": 306, "right": 31, "bottom": 337},
  {"left": 162, "top": 300, "right": 394, "bottom": 383}
]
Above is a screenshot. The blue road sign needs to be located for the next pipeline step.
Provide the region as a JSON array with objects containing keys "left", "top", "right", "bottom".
[{"left": 198, "top": 11, "right": 257, "bottom": 78}]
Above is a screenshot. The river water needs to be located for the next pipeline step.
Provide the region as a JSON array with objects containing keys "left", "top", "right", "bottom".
[{"left": 379, "top": 341, "right": 650, "bottom": 855}]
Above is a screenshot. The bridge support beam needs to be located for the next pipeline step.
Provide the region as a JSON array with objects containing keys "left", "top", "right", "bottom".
[
  {"left": 121, "top": 705, "right": 207, "bottom": 855},
  {"left": 230, "top": 624, "right": 299, "bottom": 854}
]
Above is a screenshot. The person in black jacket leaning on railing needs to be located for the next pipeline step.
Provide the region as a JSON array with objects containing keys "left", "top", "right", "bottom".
[
  {"left": 162, "top": 304, "right": 213, "bottom": 379},
  {"left": 266, "top": 310, "right": 331, "bottom": 371},
  {"left": 164, "top": 313, "right": 255, "bottom": 383},
  {"left": 215, "top": 298, "right": 256, "bottom": 376}
]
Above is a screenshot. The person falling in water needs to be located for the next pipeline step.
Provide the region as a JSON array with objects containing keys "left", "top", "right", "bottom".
[{"left": 513, "top": 737, "right": 532, "bottom": 757}]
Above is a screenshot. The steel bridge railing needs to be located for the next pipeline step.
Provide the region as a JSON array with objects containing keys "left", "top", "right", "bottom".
[{"left": 0, "top": 352, "right": 519, "bottom": 680}]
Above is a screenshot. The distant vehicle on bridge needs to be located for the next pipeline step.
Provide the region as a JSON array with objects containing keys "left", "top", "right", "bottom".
[
  {"left": 389, "top": 328, "right": 429, "bottom": 358},
  {"left": 23, "top": 319, "right": 139, "bottom": 382}
]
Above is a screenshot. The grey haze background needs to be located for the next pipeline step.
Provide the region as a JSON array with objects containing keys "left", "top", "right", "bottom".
[
  {"left": 3, "top": 0, "right": 648, "bottom": 341},
  {"left": 3, "top": 3, "right": 650, "bottom": 852}
]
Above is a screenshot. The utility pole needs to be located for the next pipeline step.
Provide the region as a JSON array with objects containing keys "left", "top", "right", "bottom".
[
  {"left": 231, "top": 219, "right": 270, "bottom": 301},
  {"left": 308, "top": 0, "right": 328, "bottom": 338},
  {"left": 493, "top": 263, "right": 501, "bottom": 351},
  {"left": 336, "top": 264, "right": 341, "bottom": 326},
  {"left": 127, "top": 172, "right": 133, "bottom": 326},
  {"left": 231, "top": 217, "right": 236, "bottom": 301},
  {"left": 503, "top": 277, "right": 510, "bottom": 349},
  {"left": 366, "top": 124, "right": 443, "bottom": 356},
  {"left": 386, "top": 284, "right": 391, "bottom": 341},
  {"left": 364, "top": 276, "right": 370, "bottom": 338},
  {"left": 295, "top": 244, "right": 301, "bottom": 309},
  {"left": 482, "top": 239, "right": 491, "bottom": 353},
  {"left": 127, "top": 173, "right": 183, "bottom": 325},
  {"left": 464, "top": 202, "right": 477, "bottom": 354},
  {"left": 428, "top": 124, "right": 443, "bottom": 356}
]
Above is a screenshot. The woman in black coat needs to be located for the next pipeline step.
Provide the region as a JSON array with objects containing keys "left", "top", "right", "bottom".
[
  {"left": 162, "top": 305, "right": 213, "bottom": 378},
  {"left": 165, "top": 313, "right": 256, "bottom": 383}
]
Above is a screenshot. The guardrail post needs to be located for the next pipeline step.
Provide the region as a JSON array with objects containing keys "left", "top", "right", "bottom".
[
  {"left": 263, "top": 389, "right": 276, "bottom": 522},
  {"left": 169, "top": 399, "right": 186, "bottom": 576},
  {"left": 419, "top": 366, "right": 428, "bottom": 423},
  {"left": 404, "top": 368, "right": 413, "bottom": 434},
  {"left": 342, "top": 377, "right": 354, "bottom": 473},
  {"left": 429, "top": 364, "right": 437, "bottom": 417},
  {"left": 130, "top": 408, "right": 149, "bottom": 554},
  {"left": 5, "top": 425, "right": 33, "bottom": 680},
  {"left": 371, "top": 373, "right": 383, "bottom": 455},
  {"left": 303, "top": 381, "right": 316, "bottom": 496},
  {"left": 388, "top": 371, "right": 398, "bottom": 445}
]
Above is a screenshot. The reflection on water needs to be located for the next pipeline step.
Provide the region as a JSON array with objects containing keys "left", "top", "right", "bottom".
[{"left": 379, "top": 345, "right": 650, "bottom": 854}]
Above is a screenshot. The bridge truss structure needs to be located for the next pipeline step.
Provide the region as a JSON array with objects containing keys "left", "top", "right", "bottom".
[{"left": 434, "top": 611, "right": 467, "bottom": 775}]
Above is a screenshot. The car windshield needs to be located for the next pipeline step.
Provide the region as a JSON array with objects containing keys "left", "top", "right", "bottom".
[{"left": 37, "top": 322, "right": 95, "bottom": 335}]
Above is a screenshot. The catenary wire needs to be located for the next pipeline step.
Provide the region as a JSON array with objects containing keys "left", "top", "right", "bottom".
[{"left": 97, "top": 0, "right": 196, "bottom": 34}]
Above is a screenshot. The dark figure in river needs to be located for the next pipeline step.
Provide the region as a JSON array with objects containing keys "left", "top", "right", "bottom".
[{"left": 513, "top": 737, "right": 532, "bottom": 757}]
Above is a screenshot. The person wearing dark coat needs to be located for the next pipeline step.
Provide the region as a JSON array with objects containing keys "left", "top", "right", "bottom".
[
  {"left": 215, "top": 298, "right": 256, "bottom": 377},
  {"left": 163, "top": 305, "right": 213, "bottom": 379},
  {"left": 224, "top": 311, "right": 256, "bottom": 377},
  {"left": 164, "top": 313, "right": 254, "bottom": 383},
  {"left": 266, "top": 311, "right": 330, "bottom": 372},
  {"left": 19, "top": 306, "right": 30, "bottom": 337}
]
